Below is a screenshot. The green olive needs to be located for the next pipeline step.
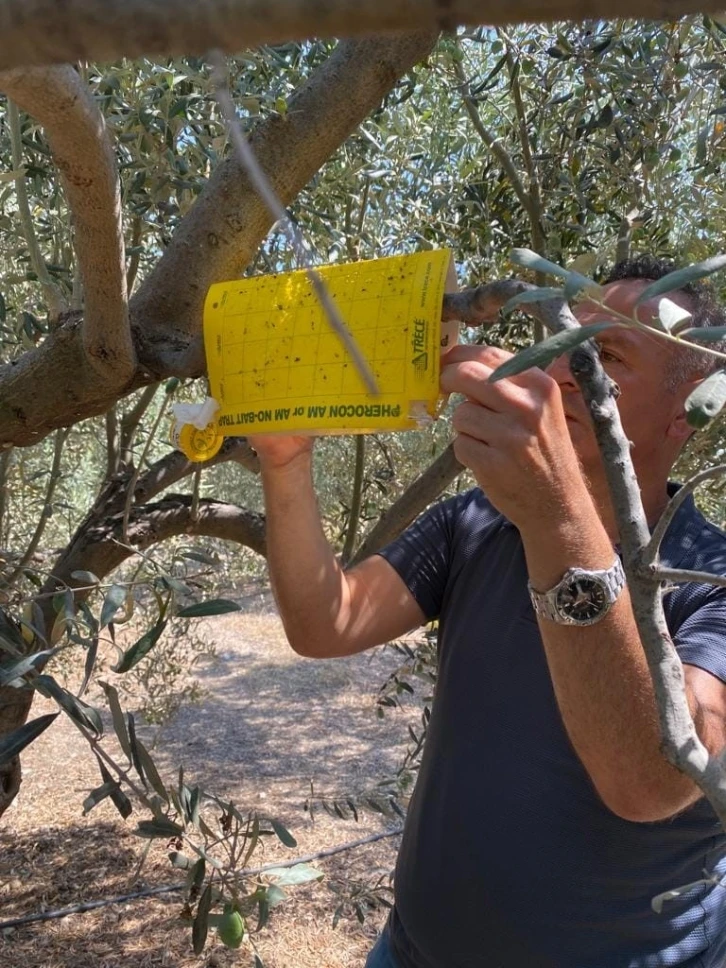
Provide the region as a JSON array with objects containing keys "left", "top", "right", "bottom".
[{"left": 217, "top": 907, "right": 245, "bottom": 949}]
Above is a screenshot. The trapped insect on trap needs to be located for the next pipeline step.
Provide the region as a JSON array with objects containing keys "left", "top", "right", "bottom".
[{"left": 171, "top": 249, "right": 459, "bottom": 461}]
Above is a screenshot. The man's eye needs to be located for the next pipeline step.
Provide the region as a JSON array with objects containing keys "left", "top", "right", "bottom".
[{"left": 596, "top": 344, "right": 620, "bottom": 364}]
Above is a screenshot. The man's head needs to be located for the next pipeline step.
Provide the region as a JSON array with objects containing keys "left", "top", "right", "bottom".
[
  {"left": 604, "top": 255, "right": 726, "bottom": 390},
  {"left": 545, "top": 255, "right": 726, "bottom": 489}
]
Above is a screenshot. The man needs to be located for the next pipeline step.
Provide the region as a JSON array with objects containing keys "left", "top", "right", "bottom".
[{"left": 249, "top": 257, "right": 726, "bottom": 967}]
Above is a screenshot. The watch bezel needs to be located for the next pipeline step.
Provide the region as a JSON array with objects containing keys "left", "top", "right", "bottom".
[{"left": 553, "top": 570, "right": 612, "bottom": 626}]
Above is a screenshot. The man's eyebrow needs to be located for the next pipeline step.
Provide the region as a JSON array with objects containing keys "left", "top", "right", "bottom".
[{"left": 588, "top": 322, "right": 668, "bottom": 359}]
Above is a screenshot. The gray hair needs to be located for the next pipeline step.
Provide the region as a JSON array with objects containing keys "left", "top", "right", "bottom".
[{"left": 605, "top": 256, "right": 726, "bottom": 389}]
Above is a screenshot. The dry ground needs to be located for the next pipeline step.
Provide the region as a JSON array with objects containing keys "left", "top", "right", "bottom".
[{"left": 0, "top": 584, "right": 420, "bottom": 968}]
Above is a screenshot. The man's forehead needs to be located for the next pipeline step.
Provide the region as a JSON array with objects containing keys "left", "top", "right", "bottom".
[{"left": 577, "top": 278, "right": 693, "bottom": 329}]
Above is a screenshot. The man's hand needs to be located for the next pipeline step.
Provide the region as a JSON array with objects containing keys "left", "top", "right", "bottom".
[
  {"left": 440, "top": 344, "right": 590, "bottom": 531},
  {"left": 246, "top": 434, "right": 315, "bottom": 471}
]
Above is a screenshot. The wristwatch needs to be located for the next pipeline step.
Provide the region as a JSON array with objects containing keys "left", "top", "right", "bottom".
[{"left": 527, "top": 557, "right": 626, "bottom": 626}]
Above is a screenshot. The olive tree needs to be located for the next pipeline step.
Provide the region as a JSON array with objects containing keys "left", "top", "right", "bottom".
[{"left": 3, "top": 0, "right": 726, "bottom": 953}]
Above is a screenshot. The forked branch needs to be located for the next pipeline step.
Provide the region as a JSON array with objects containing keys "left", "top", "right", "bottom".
[{"left": 467, "top": 281, "right": 726, "bottom": 825}]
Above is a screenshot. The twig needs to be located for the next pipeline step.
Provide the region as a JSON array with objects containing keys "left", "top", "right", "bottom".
[
  {"left": 1, "top": 427, "right": 69, "bottom": 589},
  {"left": 451, "top": 54, "right": 535, "bottom": 223},
  {"left": 0, "top": 446, "right": 13, "bottom": 545},
  {"left": 342, "top": 436, "right": 366, "bottom": 564},
  {"left": 190, "top": 464, "right": 202, "bottom": 522},
  {"left": 504, "top": 44, "right": 543, "bottom": 232},
  {"left": 125, "top": 215, "right": 143, "bottom": 293},
  {"left": 652, "top": 566, "right": 726, "bottom": 591},
  {"left": 209, "top": 49, "right": 378, "bottom": 396},
  {"left": 6, "top": 99, "right": 67, "bottom": 321},
  {"left": 119, "top": 383, "right": 160, "bottom": 465},
  {"left": 615, "top": 215, "right": 633, "bottom": 264},
  {"left": 500, "top": 36, "right": 547, "bottom": 341},
  {"left": 643, "top": 464, "right": 726, "bottom": 564},
  {"left": 121, "top": 395, "right": 171, "bottom": 542},
  {"left": 500, "top": 291, "right": 726, "bottom": 825},
  {"left": 105, "top": 406, "right": 119, "bottom": 481},
  {"left": 442, "top": 277, "right": 726, "bottom": 823},
  {"left": 0, "top": 826, "right": 403, "bottom": 932}
]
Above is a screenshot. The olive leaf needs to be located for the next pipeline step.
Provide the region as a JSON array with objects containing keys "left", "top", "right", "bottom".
[
  {"left": 679, "top": 326, "right": 726, "bottom": 343},
  {"left": 685, "top": 369, "right": 726, "bottom": 428},
  {"left": 112, "top": 618, "right": 168, "bottom": 673},
  {"left": 635, "top": 255, "right": 726, "bottom": 304},
  {"left": 192, "top": 883, "right": 213, "bottom": 954},
  {"left": 176, "top": 599, "right": 241, "bottom": 618},
  {"left": 270, "top": 818, "right": 297, "bottom": 848},
  {"left": 100, "top": 584, "right": 127, "bottom": 628},
  {"left": 0, "top": 712, "right": 58, "bottom": 766},
  {"left": 489, "top": 322, "right": 614, "bottom": 383}
]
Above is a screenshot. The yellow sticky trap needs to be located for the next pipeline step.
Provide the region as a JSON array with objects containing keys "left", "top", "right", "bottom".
[
  {"left": 203, "top": 249, "right": 454, "bottom": 436},
  {"left": 172, "top": 420, "right": 224, "bottom": 462}
]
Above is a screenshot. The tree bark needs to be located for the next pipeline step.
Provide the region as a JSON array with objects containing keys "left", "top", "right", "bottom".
[
  {"left": 0, "top": 0, "right": 719, "bottom": 70},
  {"left": 0, "top": 31, "right": 437, "bottom": 448},
  {"left": 0, "top": 685, "right": 32, "bottom": 816},
  {"left": 45, "top": 496, "right": 266, "bottom": 595},
  {"left": 0, "top": 66, "right": 133, "bottom": 382}
]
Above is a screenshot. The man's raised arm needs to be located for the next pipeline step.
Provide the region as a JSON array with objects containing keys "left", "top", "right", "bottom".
[{"left": 246, "top": 436, "right": 426, "bottom": 658}]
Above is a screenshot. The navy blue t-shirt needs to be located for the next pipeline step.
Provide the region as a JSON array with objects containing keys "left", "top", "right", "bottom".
[{"left": 378, "top": 487, "right": 726, "bottom": 968}]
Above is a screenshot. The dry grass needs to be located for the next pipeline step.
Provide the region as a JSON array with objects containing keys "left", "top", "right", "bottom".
[{"left": 0, "top": 584, "right": 419, "bottom": 967}]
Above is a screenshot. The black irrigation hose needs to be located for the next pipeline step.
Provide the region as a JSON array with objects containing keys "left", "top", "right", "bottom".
[{"left": 0, "top": 826, "right": 403, "bottom": 932}]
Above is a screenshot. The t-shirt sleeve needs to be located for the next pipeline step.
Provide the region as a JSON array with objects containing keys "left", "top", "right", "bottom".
[
  {"left": 672, "top": 588, "right": 726, "bottom": 685},
  {"left": 376, "top": 492, "right": 466, "bottom": 621}
]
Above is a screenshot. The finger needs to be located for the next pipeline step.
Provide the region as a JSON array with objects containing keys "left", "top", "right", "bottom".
[
  {"left": 440, "top": 343, "right": 513, "bottom": 369},
  {"left": 452, "top": 399, "right": 533, "bottom": 449},
  {"left": 451, "top": 400, "right": 498, "bottom": 442},
  {"left": 451, "top": 432, "right": 505, "bottom": 484},
  {"left": 440, "top": 359, "right": 528, "bottom": 409}
]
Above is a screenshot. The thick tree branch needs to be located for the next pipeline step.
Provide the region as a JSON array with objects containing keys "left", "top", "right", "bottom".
[
  {"left": 0, "top": 1, "right": 720, "bottom": 69},
  {"left": 0, "top": 32, "right": 437, "bottom": 447},
  {"left": 442, "top": 280, "right": 532, "bottom": 325},
  {"left": 132, "top": 31, "right": 437, "bottom": 352},
  {"left": 131, "top": 438, "right": 260, "bottom": 508},
  {"left": 211, "top": 50, "right": 379, "bottom": 395},
  {"left": 46, "top": 496, "right": 266, "bottom": 598},
  {"left": 33, "top": 439, "right": 260, "bottom": 610},
  {"left": 0, "top": 65, "right": 133, "bottom": 382},
  {"left": 0, "top": 683, "right": 31, "bottom": 814}
]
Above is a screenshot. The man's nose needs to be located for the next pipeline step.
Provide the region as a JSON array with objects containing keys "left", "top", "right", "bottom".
[{"left": 545, "top": 352, "right": 578, "bottom": 388}]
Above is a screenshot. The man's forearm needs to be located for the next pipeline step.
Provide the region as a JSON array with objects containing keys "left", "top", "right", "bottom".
[
  {"left": 261, "top": 455, "right": 350, "bottom": 657},
  {"left": 521, "top": 501, "right": 699, "bottom": 822}
]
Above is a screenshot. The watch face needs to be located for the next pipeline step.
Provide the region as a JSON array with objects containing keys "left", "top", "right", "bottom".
[{"left": 556, "top": 576, "right": 608, "bottom": 623}]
